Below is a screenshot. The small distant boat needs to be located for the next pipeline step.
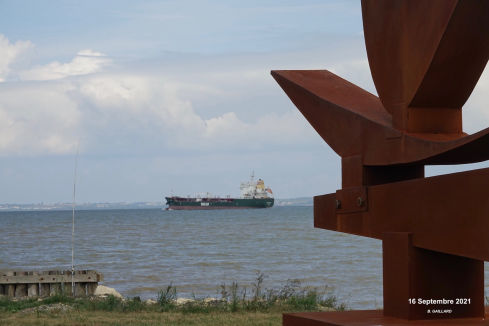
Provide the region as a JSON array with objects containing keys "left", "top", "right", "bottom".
[{"left": 165, "top": 173, "right": 274, "bottom": 210}]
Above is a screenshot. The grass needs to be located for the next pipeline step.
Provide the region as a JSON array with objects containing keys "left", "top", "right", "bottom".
[
  {"left": 0, "top": 311, "right": 282, "bottom": 326},
  {"left": 0, "top": 274, "right": 346, "bottom": 326},
  {"left": 154, "top": 273, "right": 346, "bottom": 314}
]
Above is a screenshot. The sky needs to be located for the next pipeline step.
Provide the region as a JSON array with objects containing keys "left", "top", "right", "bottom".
[{"left": 0, "top": 0, "right": 489, "bottom": 204}]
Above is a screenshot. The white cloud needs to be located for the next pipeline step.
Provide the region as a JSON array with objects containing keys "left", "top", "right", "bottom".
[
  {"left": 77, "top": 49, "right": 107, "bottom": 57},
  {"left": 0, "top": 35, "right": 361, "bottom": 157},
  {"left": 79, "top": 75, "right": 151, "bottom": 108},
  {"left": 71, "top": 71, "right": 316, "bottom": 153},
  {"left": 464, "top": 67, "right": 489, "bottom": 133},
  {"left": 0, "top": 83, "right": 80, "bottom": 155},
  {"left": 0, "top": 34, "right": 33, "bottom": 82},
  {"left": 20, "top": 49, "right": 110, "bottom": 81},
  {"left": 76, "top": 75, "right": 205, "bottom": 140}
]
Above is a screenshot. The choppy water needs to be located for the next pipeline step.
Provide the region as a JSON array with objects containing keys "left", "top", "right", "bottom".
[{"left": 2, "top": 207, "right": 486, "bottom": 309}]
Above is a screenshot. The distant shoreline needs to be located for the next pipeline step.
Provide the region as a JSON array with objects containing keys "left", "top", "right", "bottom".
[{"left": 0, "top": 198, "right": 313, "bottom": 212}]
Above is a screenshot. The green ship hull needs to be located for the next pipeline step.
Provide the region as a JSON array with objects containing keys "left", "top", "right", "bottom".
[{"left": 165, "top": 196, "right": 274, "bottom": 210}]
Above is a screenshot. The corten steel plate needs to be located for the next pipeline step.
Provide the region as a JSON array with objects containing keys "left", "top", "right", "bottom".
[
  {"left": 363, "top": 0, "right": 489, "bottom": 131},
  {"left": 271, "top": 0, "right": 489, "bottom": 323},
  {"left": 314, "top": 167, "right": 489, "bottom": 261},
  {"left": 271, "top": 70, "right": 489, "bottom": 166},
  {"left": 283, "top": 308, "right": 489, "bottom": 326}
]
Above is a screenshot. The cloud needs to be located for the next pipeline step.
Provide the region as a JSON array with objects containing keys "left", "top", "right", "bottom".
[
  {"left": 73, "top": 73, "right": 315, "bottom": 153},
  {"left": 463, "top": 66, "right": 489, "bottom": 133},
  {"left": 19, "top": 49, "right": 110, "bottom": 81},
  {"left": 0, "top": 34, "right": 367, "bottom": 157},
  {"left": 0, "top": 38, "right": 113, "bottom": 155},
  {"left": 0, "top": 82, "right": 80, "bottom": 155},
  {"left": 0, "top": 34, "right": 33, "bottom": 82}
]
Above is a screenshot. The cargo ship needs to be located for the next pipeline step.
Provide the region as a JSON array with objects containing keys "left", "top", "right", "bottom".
[{"left": 165, "top": 173, "right": 274, "bottom": 210}]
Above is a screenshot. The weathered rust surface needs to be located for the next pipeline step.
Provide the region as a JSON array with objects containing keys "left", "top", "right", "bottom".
[
  {"left": 272, "top": 0, "right": 489, "bottom": 324},
  {"left": 363, "top": 0, "right": 489, "bottom": 131},
  {"left": 271, "top": 70, "right": 489, "bottom": 167},
  {"left": 284, "top": 307, "right": 489, "bottom": 326},
  {"left": 315, "top": 167, "right": 489, "bottom": 261},
  {"left": 382, "top": 233, "right": 484, "bottom": 320}
]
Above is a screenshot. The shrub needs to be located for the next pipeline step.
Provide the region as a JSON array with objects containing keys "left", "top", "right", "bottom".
[{"left": 157, "top": 284, "right": 177, "bottom": 311}]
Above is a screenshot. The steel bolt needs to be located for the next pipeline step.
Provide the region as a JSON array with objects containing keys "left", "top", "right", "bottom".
[
  {"left": 335, "top": 199, "right": 341, "bottom": 209},
  {"left": 357, "top": 197, "right": 364, "bottom": 207}
]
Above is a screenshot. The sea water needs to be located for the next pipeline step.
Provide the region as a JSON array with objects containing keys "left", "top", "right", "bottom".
[{"left": 1, "top": 207, "right": 485, "bottom": 309}]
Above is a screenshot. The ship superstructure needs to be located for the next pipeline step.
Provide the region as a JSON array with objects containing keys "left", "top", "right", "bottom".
[{"left": 240, "top": 172, "right": 273, "bottom": 199}]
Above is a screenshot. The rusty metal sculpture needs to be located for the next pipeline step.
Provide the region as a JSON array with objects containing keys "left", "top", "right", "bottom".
[{"left": 272, "top": 1, "right": 489, "bottom": 325}]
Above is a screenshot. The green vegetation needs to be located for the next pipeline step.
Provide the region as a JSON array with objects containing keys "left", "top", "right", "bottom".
[
  {"left": 1, "top": 311, "right": 282, "bottom": 326},
  {"left": 0, "top": 274, "right": 346, "bottom": 326},
  {"left": 0, "top": 294, "right": 75, "bottom": 313},
  {"left": 153, "top": 273, "right": 346, "bottom": 314}
]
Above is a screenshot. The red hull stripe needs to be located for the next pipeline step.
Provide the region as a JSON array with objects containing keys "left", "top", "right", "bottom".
[{"left": 167, "top": 206, "right": 263, "bottom": 210}]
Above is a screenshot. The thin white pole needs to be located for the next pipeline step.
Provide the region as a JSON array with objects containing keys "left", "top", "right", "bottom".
[{"left": 71, "top": 143, "right": 79, "bottom": 296}]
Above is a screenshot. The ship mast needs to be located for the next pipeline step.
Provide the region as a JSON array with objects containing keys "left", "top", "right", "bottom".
[{"left": 251, "top": 171, "right": 256, "bottom": 198}]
